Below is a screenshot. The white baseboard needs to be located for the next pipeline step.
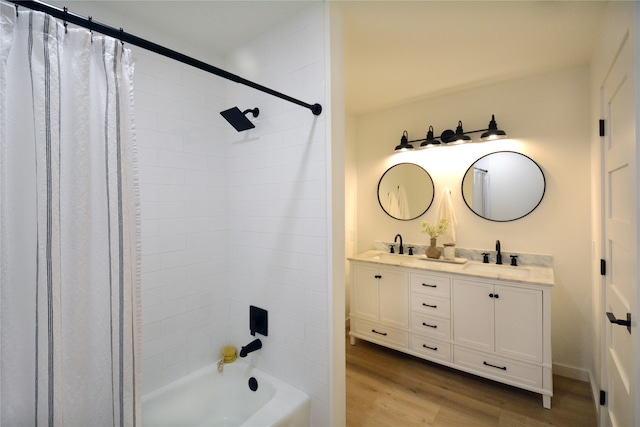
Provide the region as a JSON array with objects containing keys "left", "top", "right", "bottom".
[{"left": 552, "top": 362, "right": 590, "bottom": 381}]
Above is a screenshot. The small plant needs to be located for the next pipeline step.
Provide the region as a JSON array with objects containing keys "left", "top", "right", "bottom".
[{"left": 421, "top": 218, "right": 448, "bottom": 239}]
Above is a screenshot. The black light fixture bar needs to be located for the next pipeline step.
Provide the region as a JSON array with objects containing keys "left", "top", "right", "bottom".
[
  {"left": 8, "top": 0, "right": 323, "bottom": 117},
  {"left": 396, "top": 115, "right": 507, "bottom": 151}
]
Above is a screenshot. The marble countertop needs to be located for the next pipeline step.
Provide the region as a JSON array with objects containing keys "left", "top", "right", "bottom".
[{"left": 348, "top": 250, "right": 554, "bottom": 286}]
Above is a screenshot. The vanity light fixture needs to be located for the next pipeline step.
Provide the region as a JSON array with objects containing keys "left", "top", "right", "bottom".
[
  {"left": 419, "top": 126, "right": 441, "bottom": 148},
  {"left": 396, "top": 114, "right": 508, "bottom": 151},
  {"left": 394, "top": 131, "right": 414, "bottom": 151},
  {"left": 480, "top": 115, "right": 507, "bottom": 141}
]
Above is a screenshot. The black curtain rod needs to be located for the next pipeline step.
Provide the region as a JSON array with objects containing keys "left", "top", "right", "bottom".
[{"left": 8, "top": 0, "right": 323, "bottom": 116}]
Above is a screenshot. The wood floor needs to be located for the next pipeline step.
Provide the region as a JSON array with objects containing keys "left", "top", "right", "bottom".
[{"left": 346, "top": 334, "right": 597, "bottom": 427}]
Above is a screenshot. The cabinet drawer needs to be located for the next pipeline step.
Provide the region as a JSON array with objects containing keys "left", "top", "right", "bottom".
[
  {"left": 351, "top": 318, "right": 409, "bottom": 348},
  {"left": 411, "top": 313, "right": 451, "bottom": 340},
  {"left": 410, "top": 273, "right": 451, "bottom": 298},
  {"left": 411, "top": 295, "right": 450, "bottom": 318},
  {"left": 410, "top": 334, "right": 451, "bottom": 362},
  {"left": 454, "top": 346, "right": 542, "bottom": 389}
]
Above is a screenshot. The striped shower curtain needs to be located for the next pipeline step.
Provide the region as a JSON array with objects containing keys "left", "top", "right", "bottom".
[{"left": 0, "top": 3, "right": 140, "bottom": 426}]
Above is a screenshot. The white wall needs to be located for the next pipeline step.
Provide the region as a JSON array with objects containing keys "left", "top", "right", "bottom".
[
  {"left": 135, "top": 50, "right": 232, "bottom": 394},
  {"left": 351, "top": 66, "right": 593, "bottom": 377},
  {"left": 224, "top": 5, "right": 331, "bottom": 426}
]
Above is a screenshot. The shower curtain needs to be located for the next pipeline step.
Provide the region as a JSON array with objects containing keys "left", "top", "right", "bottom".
[{"left": 0, "top": 4, "right": 140, "bottom": 426}]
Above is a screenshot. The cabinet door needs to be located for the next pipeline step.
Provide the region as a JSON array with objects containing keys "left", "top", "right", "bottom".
[
  {"left": 379, "top": 268, "right": 409, "bottom": 328},
  {"left": 453, "top": 279, "right": 494, "bottom": 352},
  {"left": 494, "top": 285, "right": 543, "bottom": 362},
  {"left": 351, "top": 264, "right": 379, "bottom": 321}
]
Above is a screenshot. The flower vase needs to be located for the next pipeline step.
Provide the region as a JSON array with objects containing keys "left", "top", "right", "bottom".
[{"left": 426, "top": 238, "right": 441, "bottom": 259}]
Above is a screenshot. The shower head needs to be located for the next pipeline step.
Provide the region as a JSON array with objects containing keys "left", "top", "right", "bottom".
[{"left": 220, "top": 107, "right": 260, "bottom": 132}]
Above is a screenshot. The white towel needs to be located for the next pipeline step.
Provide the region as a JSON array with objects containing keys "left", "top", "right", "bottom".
[{"left": 437, "top": 188, "right": 457, "bottom": 243}]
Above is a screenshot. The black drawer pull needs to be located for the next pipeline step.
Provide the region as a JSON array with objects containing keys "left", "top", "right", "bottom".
[
  {"left": 483, "top": 361, "right": 507, "bottom": 371},
  {"left": 374, "top": 275, "right": 382, "bottom": 279},
  {"left": 422, "top": 322, "right": 437, "bottom": 328},
  {"left": 422, "top": 344, "right": 438, "bottom": 351},
  {"left": 422, "top": 283, "right": 437, "bottom": 288},
  {"left": 371, "top": 329, "right": 388, "bottom": 336},
  {"left": 422, "top": 303, "right": 437, "bottom": 308}
]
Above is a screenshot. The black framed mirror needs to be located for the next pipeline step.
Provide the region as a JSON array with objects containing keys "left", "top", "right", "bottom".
[
  {"left": 461, "top": 151, "right": 545, "bottom": 222},
  {"left": 377, "top": 163, "right": 435, "bottom": 221}
]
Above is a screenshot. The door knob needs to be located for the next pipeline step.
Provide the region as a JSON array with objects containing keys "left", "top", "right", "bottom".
[{"left": 606, "top": 312, "right": 631, "bottom": 334}]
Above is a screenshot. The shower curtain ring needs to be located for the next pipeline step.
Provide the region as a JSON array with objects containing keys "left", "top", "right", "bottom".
[
  {"left": 63, "top": 7, "right": 68, "bottom": 33},
  {"left": 15, "top": 4, "right": 18, "bottom": 16},
  {"left": 119, "top": 28, "right": 125, "bottom": 46}
]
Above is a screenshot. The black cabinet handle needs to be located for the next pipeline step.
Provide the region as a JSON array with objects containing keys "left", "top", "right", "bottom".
[
  {"left": 371, "top": 329, "right": 388, "bottom": 336},
  {"left": 489, "top": 293, "right": 494, "bottom": 298},
  {"left": 607, "top": 312, "right": 631, "bottom": 333},
  {"left": 422, "top": 283, "right": 437, "bottom": 288},
  {"left": 422, "top": 344, "right": 438, "bottom": 351},
  {"left": 422, "top": 322, "right": 437, "bottom": 328},
  {"left": 422, "top": 303, "right": 437, "bottom": 308},
  {"left": 374, "top": 275, "right": 382, "bottom": 279},
  {"left": 483, "top": 361, "right": 507, "bottom": 371},
  {"left": 489, "top": 293, "right": 500, "bottom": 299}
]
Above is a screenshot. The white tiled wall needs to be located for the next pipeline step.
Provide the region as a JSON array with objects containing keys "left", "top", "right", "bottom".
[
  {"left": 224, "top": 5, "right": 330, "bottom": 426},
  {"left": 134, "top": 49, "right": 233, "bottom": 395}
]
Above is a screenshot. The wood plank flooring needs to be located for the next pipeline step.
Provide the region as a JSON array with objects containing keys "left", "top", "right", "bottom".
[{"left": 346, "top": 334, "right": 597, "bottom": 426}]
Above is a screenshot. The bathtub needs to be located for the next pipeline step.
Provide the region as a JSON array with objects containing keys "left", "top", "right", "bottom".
[{"left": 142, "top": 360, "right": 310, "bottom": 427}]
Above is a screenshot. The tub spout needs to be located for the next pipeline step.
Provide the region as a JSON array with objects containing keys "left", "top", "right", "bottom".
[{"left": 240, "top": 339, "right": 262, "bottom": 357}]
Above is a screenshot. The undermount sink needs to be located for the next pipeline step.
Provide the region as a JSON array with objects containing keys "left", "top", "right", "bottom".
[{"left": 463, "top": 262, "right": 531, "bottom": 278}]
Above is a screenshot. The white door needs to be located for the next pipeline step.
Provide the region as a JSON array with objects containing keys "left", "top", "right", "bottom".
[{"left": 602, "top": 30, "right": 637, "bottom": 427}]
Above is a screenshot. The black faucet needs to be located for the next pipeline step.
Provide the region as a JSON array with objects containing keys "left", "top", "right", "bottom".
[
  {"left": 496, "top": 240, "right": 502, "bottom": 265},
  {"left": 394, "top": 234, "right": 404, "bottom": 255},
  {"left": 239, "top": 339, "right": 262, "bottom": 357}
]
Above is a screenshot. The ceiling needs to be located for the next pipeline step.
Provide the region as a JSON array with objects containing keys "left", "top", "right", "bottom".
[{"left": 70, "top": 1, "right": 608, "bottom": 116}]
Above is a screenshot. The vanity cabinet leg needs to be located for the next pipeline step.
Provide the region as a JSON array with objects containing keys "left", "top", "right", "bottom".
[
  {"left": 350, "top": 335, "right": 356, "bottom": 346},
  {"left": 543, "top": 395, "right": 551, "bottom": 409}
]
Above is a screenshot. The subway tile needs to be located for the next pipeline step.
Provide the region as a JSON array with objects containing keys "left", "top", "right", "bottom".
[
  {"left": 141, "top": 254, "right": 162, "bottom": 273},
  {"left": 138, "top": 165, "right": 185, "bottom": 185},
  {"left": 156, "top": 185, "right": 208, "bottom": 203},
  {"left": 157, "top": 150, "right": 207, "bottom": 170},
  {"left": 136, "top": 128, "right": 183, "bottom": 151},
  {"left": 141, "top": 201, "right": 185, "bottom": 220},
  {"left": 142, "top": 321, "right": 163, "bottom": 343},
  {"left": 142, "top": 266, "right": 187, "bottom": 290}
]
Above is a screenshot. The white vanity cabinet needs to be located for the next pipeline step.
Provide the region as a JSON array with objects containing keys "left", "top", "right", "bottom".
[
  {"left": 348, "top": 254, "right": 553, "bottom": 409},
  {"left": 350, "top": 263, "right": 409, "bottom": 349}
]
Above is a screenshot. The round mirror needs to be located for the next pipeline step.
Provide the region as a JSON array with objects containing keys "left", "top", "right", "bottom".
[
  {"left": 462, "top": 151, "right": 545, "bottom": 222},
  {"left": 377, "top": 163, "right": 434, "bottom": 220}
]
